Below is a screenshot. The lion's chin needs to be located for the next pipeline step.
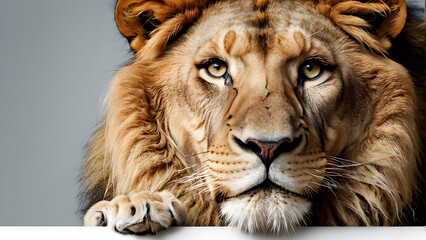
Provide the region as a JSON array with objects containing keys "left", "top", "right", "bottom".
[{"left": 220, "top": 187, "right": 311, "bottom": 234}]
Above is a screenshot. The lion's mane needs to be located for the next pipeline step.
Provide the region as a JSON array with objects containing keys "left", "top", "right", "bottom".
[{"left": 80, "top": 0, "right": 425, "bottom": 228}]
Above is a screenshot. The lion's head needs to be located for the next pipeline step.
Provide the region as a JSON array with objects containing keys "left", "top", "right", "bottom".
[{"left": 82, "top": 0, "right": 424, "bottom": 233}]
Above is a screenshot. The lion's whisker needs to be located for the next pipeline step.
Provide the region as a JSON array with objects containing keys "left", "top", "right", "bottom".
[
  {"left": 186, "top": 182, "right": 209, "bottom": 192},
  {"left": 326, "top": 156, "right": 382, "bottom": 168},
  {"left": 325, "top": 167, "right": 356, "bottom": 174},
  {"left": 176, "top": 159, "right": 211, "bottom": 172},
  {"left": 185, "top": 151, "right": 211, "bottom": 158},
  {"left": 326, "top": 162, "right": 375, "bottom": 168},
  {"left": 325, "top": 155, "right": 361, "bottom": 164},
  {"left": 198, "top": 183, "right": 223, "bottom": 195},
  {"left": 311, "top": 182, "right": 337, "bottom": 196}
]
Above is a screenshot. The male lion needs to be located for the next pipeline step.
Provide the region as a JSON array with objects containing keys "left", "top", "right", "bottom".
[{"left": 80, "top": 0, "right": 425, "bottom": 233}]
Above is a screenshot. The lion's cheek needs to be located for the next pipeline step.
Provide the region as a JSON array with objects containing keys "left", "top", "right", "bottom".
[
  {"left": 269, "top": 152, "right": 327, "bottom": 195},
  {"left": 203, "top": 150, "right": 267, "bottom": 198},
  {"left": 323, "top": 119, "right": 350, "bottom": 156}
]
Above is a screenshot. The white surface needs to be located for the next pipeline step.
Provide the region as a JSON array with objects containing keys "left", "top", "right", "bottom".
[{"left": 0, "top": 227, "right": 425, "bottom": 240}]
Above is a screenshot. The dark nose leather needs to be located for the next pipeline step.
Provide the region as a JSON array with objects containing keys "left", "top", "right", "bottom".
[
  {"left": 234, "top": 136, "right": 303, "bottom": 167},
  {"left": 245, "top": 138, "right": 290, "bottom": 163}
]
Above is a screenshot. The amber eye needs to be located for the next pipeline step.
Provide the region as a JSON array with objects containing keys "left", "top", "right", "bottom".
[
  {"left": 205, "top": 59, "right": 228, "bottom": 78},
  {"left": 300, "top": 61, "right": 323, "bottom": 80}
]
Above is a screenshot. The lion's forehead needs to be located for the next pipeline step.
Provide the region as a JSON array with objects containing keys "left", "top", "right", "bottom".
[{"left": 182, "top": 0, "right": 340, "bottom": 54}]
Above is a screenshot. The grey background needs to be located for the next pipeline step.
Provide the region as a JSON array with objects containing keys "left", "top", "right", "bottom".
[
  {"left": 0, "top": 0, "right": 130, "bottom": 225},
  {"left": 0, "top": 0, "right": 424, "bottom": 226}
]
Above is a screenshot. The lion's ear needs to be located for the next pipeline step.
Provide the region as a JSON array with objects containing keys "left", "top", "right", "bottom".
[
  {"left": 317, "top": 0, "right": 407, "bottom": 53},
  {"left": 115, "top": 0, "right": 203, "bottom": 55}
]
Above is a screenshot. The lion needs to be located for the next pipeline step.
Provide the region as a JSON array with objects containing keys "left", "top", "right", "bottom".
[{"left": 80, "top": 0, "right": 425, "bottom": 234}]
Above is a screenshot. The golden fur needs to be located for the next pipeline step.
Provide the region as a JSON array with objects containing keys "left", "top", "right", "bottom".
[{"left": 80, "top": 0, "right": 425, "bottom": 233}]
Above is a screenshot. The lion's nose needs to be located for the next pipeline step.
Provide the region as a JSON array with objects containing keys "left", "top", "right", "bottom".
[{"left": 234, "top": 136, "right": 303, "bottom": 167}]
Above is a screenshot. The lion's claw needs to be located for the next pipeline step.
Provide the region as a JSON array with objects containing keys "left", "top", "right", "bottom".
[{"left": 84, "top": 191, "right": 186, "bottom": 234}]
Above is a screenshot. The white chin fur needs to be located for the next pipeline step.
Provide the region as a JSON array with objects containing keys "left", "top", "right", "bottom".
[{"left": 220, "top": 189, "right": 311, "bottom": 233}]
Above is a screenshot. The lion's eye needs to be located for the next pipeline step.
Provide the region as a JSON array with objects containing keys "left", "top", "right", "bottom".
[
  {"left": 205, "top": 59, "right": 228, "bottom": 78},
  {"left": 300, "top": 61, "right": 323, "bottom": 80}
]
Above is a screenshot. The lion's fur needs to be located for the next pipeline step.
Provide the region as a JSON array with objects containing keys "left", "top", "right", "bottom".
[
  {"left": 81, "top": 64, "right": 222, "bottom": 226},
  {"left": 80, "top": 0, "right": 425, "bottom": 229}
]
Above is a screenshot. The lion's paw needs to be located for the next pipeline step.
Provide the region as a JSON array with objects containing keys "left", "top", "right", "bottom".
[{"left": 84, "top": 191, "right": 186, "bottom": 234}]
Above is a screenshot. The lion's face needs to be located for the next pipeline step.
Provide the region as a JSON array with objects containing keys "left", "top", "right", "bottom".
[{"left": 156, "top": 0, "right": 368, "bottom": 231}]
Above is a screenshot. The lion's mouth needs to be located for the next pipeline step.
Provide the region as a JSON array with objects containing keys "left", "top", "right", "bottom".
[{"left": 221, "top": 179, "right": 315, "bottom": 202}]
